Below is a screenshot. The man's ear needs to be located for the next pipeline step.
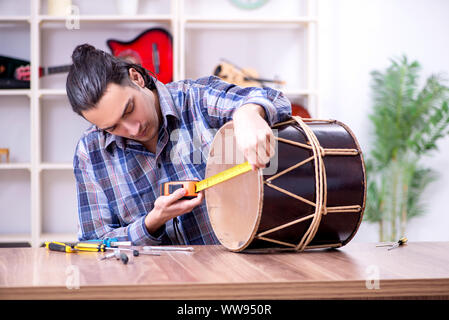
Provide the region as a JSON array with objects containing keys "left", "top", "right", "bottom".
[{"left": 128, "top": 68, "right": 145, "bottom": 88}]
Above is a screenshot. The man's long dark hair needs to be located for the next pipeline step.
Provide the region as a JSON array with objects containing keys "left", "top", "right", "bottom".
[{"left": 66, "top": 43, "right": 156, "bottom": 116}]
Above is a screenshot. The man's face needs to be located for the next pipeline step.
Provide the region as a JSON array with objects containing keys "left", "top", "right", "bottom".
[{"left": 82, "top": 80, "right": 160, "bottom": 148}]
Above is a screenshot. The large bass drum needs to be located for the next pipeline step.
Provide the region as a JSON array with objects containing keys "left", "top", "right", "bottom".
[{"left": 205, "top": 116, "right": 366, "bottom": 252}]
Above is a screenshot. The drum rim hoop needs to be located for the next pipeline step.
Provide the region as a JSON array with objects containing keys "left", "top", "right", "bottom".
[{"left": 205, "top": 121, "right": 264, "bottom": 252}]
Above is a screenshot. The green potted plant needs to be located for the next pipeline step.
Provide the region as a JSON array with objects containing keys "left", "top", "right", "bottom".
[{"left": 364, "top": 55, "right": 449, "bottom": 242}]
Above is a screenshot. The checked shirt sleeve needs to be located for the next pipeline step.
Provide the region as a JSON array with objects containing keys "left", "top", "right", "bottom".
[
  {"left": 73, "top": 138, "right": 167, "bottom": 245},
  {"left": 198, "top": 75, "right": 292, "bottom": 128}
]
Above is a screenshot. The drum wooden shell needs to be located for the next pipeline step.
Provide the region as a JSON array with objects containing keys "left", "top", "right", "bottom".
[{"left": 205, "top": 118, "right": 366, "bottom": 252}]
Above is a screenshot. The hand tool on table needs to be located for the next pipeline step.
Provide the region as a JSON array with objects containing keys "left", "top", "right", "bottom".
[
  {"left": 46, "top": 241, "right": 159, "bottom": 261},
  {"left": 105, "top": 247, "right": 140, "bottom": 256},
  {"left": 46, "top": 241, "right": 119, "bottom": 254},
  {"left": 376, "top": 237, "right": 408, "bottom": 250},
  {"left": 387, "top": 237, "right": 408, "bottom": 250},
  {"left": 44, "top": 241, "right": 77, "bottom": 253},
  {"left": 86, "top": 238, "right": 132, "bottom": 247},
  {"left": 99, "top": 249, "right": 129, "bottom": 264},
  {"left": 78, "top": 241, "right": 162, "bottom": 256},
  {"left": 72, "top": 242, "right": 130, "bottom": 264},
  {"left": 46, "top": 241, "right": 122, "bottom": 253},
  {"left": 143, "top": 246, "right": 194, "bottom": 252},
  {"left": 160, "top": 161, "right": 253, "bottom": 199},
  {"left": 76, "top": 241, "right": 142, "bottom": 256},
  {"left": 73, "top": 242, "right": 107, "bottom": 252}
]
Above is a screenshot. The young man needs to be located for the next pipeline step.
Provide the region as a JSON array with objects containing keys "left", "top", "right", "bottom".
[{"left": 66, "top": 44, "right": 292, "bottom": 246}]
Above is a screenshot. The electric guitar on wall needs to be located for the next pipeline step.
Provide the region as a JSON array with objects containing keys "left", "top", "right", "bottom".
[
  {"left": 1, "top": 27, "right": 174, "bottom": 89},
  {"left": 0, "top": 55, "right": 71, "bottom": 89},
  {"left": 107, "top": 28, "right": 173, "bottom": 84}
]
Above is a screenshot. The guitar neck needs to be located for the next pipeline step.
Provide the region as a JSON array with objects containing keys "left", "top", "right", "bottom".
[
  {"left": 43, "top": 65, "right": 71, "bottom": 76},
  {"left": 244, "top": 76, "right": 285, "bottom": 85}
]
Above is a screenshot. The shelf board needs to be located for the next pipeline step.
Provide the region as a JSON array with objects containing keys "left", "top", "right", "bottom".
[
  {"left": 184, "top": 16, "right": 317, "bottom": 25},
  {"left": 0, "top": 16, "right": 30, "bottom": 23},
  {"left": 40, "top": 163, "right": 73, "bottom": 171},
  {"left": 38, "top": 14, "right": 173, "bottom": 23},
  {"left": 0, "top": 234, "right": 31, "bottom": 243},
  {"left": 0, "top": 163, "right": 74, "bottom": 170},
  {"left": 39, "top": 89, "right": 67, "bottom": 96},
  {"left": 0, "top": 163, "right": 31, "bottom": 170},
  {"left": 0, "top": 89, "right": 31, "bottom": 96}
]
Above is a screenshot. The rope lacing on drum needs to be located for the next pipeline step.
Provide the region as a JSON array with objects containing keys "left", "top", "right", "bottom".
[{"left": 256, "top": 117, "right": 362, "bottom": 251}]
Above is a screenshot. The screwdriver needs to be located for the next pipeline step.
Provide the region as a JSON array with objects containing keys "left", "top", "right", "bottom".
[
  {"left": 79, "top": 242, "right": 160, "bottom": 256},
  {"left": 86, "top": 238, "right": 132, "bottom": 247},
  {"left": 388, "top": 237, "right": 408, "bottom": 250},
  {"left": 76, "top": 241, "right": 143, "bottom": 256},
  {"left": 45, "top": 241, "right": 77, "bottom": 253},
  {"left": 73, "top": 242, "right": 107, "bottom": 252}
]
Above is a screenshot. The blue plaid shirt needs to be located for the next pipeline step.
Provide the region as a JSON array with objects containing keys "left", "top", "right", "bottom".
[{"left": 74, "top": 75, "right": 292, "bottom": 245}]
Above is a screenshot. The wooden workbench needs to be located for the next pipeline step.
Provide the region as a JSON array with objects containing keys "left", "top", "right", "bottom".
[{"left": 1, "top": 242, "right": 449, "bottom": 300}]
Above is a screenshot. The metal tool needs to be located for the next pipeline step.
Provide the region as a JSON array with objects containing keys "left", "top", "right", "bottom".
[
  {"left": 138, "top": 251, "right": 162, "bottom": 256},
  {"left": 99, "top": 249, "right": 129, "bottom": 264},
  {"left": 376, "top": 237, "right": 408, "bottom": 250},
  {"left": 388, "top": 237, "right": 408, "bottom": 250},
  {"left": 118, "top": 252, "right": 129, "bottom": 264},
  {"left": 99, "top": 251, "right": 118, "bottom": 261},
  {"left": 105, "top": 247, "right": 141, "bottom": 256},
  {"left": 86, "top": 238, "right": 132, "bottom": 247},
  {"left": 74, "top": 241, "right": 135, "bottom": 253},
  {"left": 143, "top": 246, "right": 194, "bottom": 252}
]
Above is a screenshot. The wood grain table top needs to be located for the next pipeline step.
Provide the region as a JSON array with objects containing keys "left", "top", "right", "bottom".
[{"left": 1, "top": 242, "right": 449, "bottom": 299}]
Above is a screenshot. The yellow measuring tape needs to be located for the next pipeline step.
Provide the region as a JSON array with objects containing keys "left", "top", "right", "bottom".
[{"left": 195, "top": 161, "right": 253, "bottom": 192}]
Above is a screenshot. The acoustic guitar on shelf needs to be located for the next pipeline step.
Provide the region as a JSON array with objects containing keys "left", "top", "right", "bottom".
[
  {"left": 213, "top": 59, "right": 285, "bottom": 88},
  {"left": 212, "top": 59, "right": 310, "bottom": 118}
]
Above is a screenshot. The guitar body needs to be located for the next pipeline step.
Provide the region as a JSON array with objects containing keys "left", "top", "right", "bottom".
[
  {"left": 214, "top": 62, "right": 261, "bottom": 87},
  {"left": 107, "top": 28, "right": 173, "bottom": 84},
  {"left": 291, "top": 103, "right": 311, "bottom": 118},
  {"left": 1, "top": 28, "right": 173, "bottom": 88},
  {"left": 213, "top": 60, "right": 285, "bottom": 88},
  {"left": 0, "top": 56, "right": 29, "bottom": 79}
]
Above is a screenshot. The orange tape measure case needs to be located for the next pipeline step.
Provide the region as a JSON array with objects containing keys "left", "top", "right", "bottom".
[{"left": 160, "top": 181, "right": 199, "bottom": 200}]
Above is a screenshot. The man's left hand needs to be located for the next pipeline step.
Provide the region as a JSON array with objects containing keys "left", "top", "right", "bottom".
[{"left": 233, "top": 103, "right": 276, "bottom": 171}]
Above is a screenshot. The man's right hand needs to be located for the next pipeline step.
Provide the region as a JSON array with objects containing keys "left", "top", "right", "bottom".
[{"left": 144, "top": 188, "right": 204, "bottom": 234}]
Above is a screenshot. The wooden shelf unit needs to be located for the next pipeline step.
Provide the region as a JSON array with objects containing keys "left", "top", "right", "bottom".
[{"left": 0, "top": 0, "right": 318, "bottom": 247}]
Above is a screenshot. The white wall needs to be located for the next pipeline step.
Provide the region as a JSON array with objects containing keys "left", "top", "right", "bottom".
[
  {"left": 318, "top": 0, "right": 449, "bottom": 241},
  {"left": 1, "top": 0, "right": 448, "bottom": 243}
]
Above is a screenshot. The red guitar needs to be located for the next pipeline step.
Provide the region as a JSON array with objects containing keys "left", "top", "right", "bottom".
[
  {"left": 1, "top": 28, "right": 173, "bottom": 88},
  {"left": 107, "top": 28, "right": 173, "bottom": 84},
  {"left": 292, "top": 103, "right": 311, "bottom": 118}
]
